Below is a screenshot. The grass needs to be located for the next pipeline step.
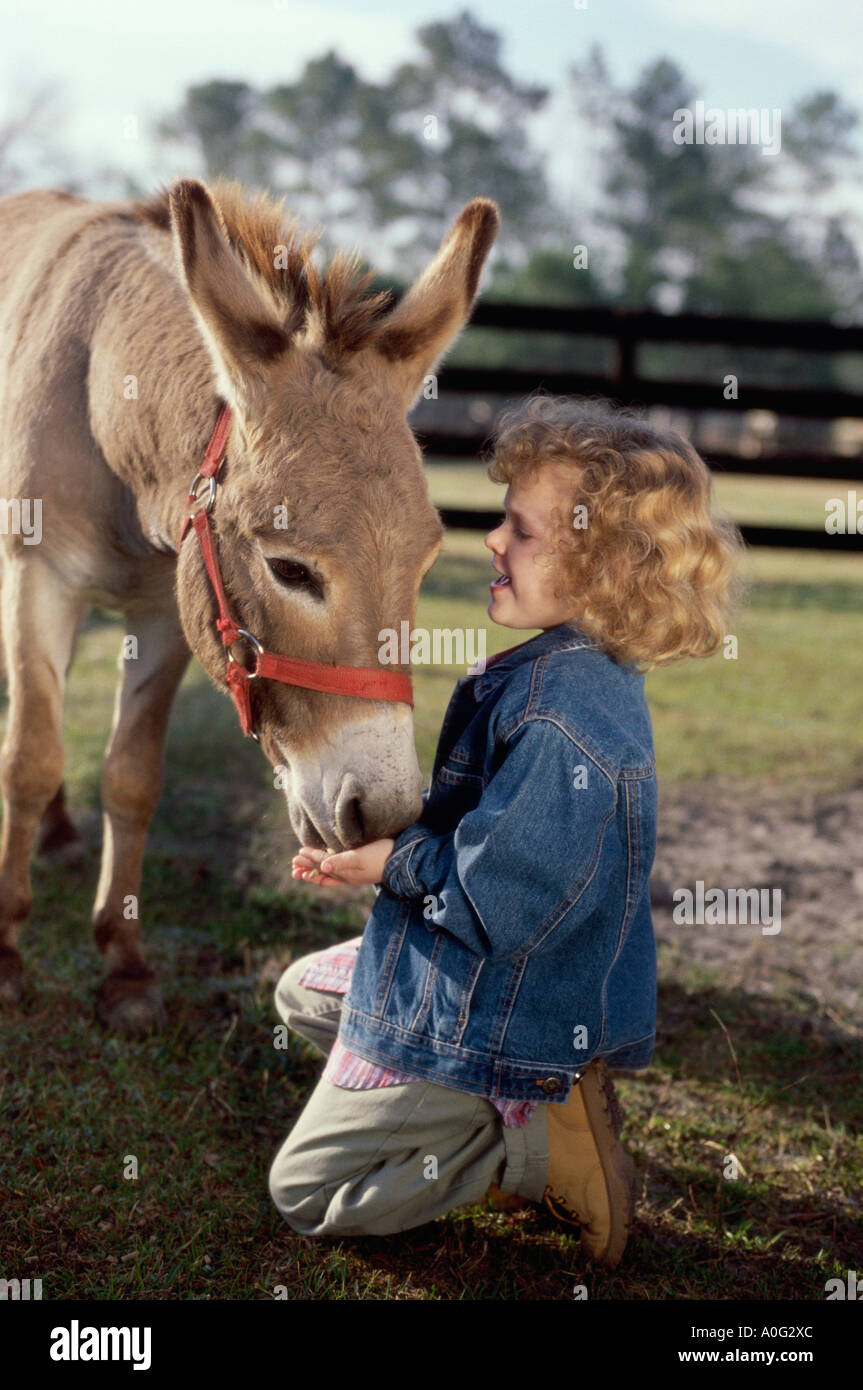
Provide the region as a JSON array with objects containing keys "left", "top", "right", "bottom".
[
  {"left": 3, "top": 871, "right": 859, "bottom": 1298},
  {"left": 1, "top": 481, "right": 861, "bottom": 1299}
]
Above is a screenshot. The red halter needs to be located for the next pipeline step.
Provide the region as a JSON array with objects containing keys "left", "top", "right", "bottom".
[{"left": 178, "top": 404, "right": 414, "bottom": 741}]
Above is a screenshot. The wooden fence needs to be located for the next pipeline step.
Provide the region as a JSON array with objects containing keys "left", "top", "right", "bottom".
[{"left": 414, "top": 302, "right": 863, "bottom": 551}]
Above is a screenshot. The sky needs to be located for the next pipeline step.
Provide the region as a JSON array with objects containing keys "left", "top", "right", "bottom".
[{"left": 1, "top": 0, "right": 861, "bottom": 241}]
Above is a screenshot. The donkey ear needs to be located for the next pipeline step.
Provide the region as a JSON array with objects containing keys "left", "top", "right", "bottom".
[
  {"left": 169, "top": 179, "right": 295, "bottom": 414},
  {"left": 369, "top": 199, "right": 499, "bottom": 411}
]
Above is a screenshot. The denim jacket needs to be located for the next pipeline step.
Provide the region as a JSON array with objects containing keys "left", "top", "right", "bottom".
[{"left": 338, "top": 623, "right": 658, "bottom": 1105}]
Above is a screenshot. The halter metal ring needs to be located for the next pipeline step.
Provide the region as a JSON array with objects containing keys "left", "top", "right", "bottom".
[
  {"left": 226, "top": 628, "right": 264, "bottom": 679},
  {"left": 186, "top": 473, "right": 217, "bottom": 518}
]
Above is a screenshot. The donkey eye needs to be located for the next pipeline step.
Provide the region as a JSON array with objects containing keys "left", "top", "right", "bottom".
[{"left": 268, "top": 558, "right": 320, "bottom": 594}]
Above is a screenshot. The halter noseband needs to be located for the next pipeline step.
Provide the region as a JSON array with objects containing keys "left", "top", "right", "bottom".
[{"left": 178, "top": 404, "right": 414, "bottom": 741}]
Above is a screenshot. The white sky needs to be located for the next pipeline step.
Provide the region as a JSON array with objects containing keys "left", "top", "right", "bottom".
[{"left": 1, "top": 0, "right": 862, "bottom": 251}]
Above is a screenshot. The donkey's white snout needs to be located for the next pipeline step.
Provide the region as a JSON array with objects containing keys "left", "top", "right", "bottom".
[{"left": 279, "top": 709, "right": 423, "bottom": 852}]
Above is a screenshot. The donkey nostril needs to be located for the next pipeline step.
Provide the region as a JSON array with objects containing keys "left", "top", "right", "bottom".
[{"left": 334, "top": 774, "right": 366, "bottom": 848}]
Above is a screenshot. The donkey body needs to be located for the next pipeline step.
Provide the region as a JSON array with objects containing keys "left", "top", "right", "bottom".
[{"left": 0, "top": 178, "right": 498, "bottom": 1031}]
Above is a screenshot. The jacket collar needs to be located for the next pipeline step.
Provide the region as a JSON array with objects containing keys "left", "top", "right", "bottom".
[{"left": 469, "top": 623, "right": 597, "bottom": 702}]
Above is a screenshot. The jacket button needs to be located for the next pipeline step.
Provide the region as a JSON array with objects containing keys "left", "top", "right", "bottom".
[{"left": 538, "top": 1077, "right": 562, "bottom": 1096}]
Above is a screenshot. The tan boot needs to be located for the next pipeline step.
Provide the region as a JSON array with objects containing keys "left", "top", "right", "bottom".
[{"left": 542, "top": 1058, "right": 636, "bottom": 1268}]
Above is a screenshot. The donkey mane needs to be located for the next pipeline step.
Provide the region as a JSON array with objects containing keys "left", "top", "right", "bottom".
[{"left": 132, "top": 178, "right": 396, "bottom": 361}]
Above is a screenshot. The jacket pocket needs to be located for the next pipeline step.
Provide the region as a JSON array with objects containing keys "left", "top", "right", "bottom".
[
  {"left": 384, "top": 924, "right": 485, "bottom": 1044},
  {"left": 372, "top": 898, "right": 412, "bottom": 1014},
  {"left": 428, "top": 751, "right": 486, "bottom": 823},
  {"left": 436, "top": 746, "right": 485, "bottom": 783},
  {"left": 408, "top": 931, "right": 446, "bottom": 1030}
]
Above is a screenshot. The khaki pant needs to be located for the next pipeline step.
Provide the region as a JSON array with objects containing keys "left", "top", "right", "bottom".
[{"left": 268, "top": 950, "right": 551, "bottom": 1237}]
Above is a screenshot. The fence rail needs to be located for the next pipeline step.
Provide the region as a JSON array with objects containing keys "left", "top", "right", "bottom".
[{"left": 416, "top": 301, "right": 863, "bottom": 551}]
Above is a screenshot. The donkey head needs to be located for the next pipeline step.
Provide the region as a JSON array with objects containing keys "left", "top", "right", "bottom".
[{"left": 169, "top": 179, "right": 498, "bottom": 851}]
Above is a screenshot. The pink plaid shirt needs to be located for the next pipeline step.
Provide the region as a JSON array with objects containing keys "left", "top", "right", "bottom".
[{"left": 299, "top": 938, "right": 538, "bottom": 1128}]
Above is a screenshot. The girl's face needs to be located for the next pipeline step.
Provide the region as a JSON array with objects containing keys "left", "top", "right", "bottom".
[{"left": 484, "top": 463, "right": 580, "bottom": 631}]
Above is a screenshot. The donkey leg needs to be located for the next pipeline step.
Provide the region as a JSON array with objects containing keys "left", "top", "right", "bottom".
[
  {"left": 93, "top": 608, "right": 190, "bottom": 1034},
  {"left": 0, "top": 560, "right": 89, "bottom": 1005},
  {"left": 36, "top": 784, "right": 84, "bottom": 863}
]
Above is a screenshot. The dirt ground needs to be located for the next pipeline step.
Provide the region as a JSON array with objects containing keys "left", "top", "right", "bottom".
[{"left": 649, "top": 778, "right": 863, "bottom": 1026}]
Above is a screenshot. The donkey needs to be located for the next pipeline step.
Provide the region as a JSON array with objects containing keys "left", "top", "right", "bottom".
[{"left": 0, "top": 177, "right": 498, "bottom": 1033}]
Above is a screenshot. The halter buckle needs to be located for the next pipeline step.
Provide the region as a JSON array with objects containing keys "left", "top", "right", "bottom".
[
  {"left": 226, "top": 628, "right": 263, "bottom": 679},
  {"left": 185, "top": 472, "right": 217, "bottom": 520}
]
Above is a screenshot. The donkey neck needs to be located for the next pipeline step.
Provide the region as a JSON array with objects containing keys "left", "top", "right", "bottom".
[
  {"left": 90, "top": 387, "right": 232, "bottom": 558},
  {"left": 82, "top": 221, "right": 240, "bottom": 556}
]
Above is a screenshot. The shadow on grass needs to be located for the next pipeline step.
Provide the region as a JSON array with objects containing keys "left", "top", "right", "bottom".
[{"left": 655, "top": 980, "right": 860, "bottom": 1114}]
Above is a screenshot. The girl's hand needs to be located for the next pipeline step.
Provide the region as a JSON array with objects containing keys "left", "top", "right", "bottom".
[
  {"left": 292, "top": 839, "right": 395, "bottom": 888},
  {"left": 291, "top": 846, "right": 345, "bottom": 888}
]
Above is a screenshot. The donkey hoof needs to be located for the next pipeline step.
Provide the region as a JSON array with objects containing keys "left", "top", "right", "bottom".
[
  {"left": 36, "top": 832, "right": 85, "bottom": 867},
  {"left": 0, "top": 974, "right": 23, "bottom": 1007},
  {"left": 0, "top": 947, "right": 23, "bottom": 1007},
  {"left": 36, "top": 814, "right": 84, "bottom": 865},
  {"left": 106, "top": 994, "right": 165, "bottom": 1035},
  {"left": 95, "top": 973, "right": 166, "bottom": 1035}
]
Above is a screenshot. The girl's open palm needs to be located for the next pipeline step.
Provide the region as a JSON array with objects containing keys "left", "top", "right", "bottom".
[{"left": 292, "top": 838, "right": 395, "bottom": 889}]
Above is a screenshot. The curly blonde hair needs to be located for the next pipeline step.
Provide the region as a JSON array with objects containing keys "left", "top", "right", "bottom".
[{"left": 486, "top": 394, "right": 745, "bottom": 669}]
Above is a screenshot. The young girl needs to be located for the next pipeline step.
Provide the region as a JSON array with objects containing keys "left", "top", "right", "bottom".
[{"left": 269, "top": 394, "right": 741, "bottom": 1267}]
